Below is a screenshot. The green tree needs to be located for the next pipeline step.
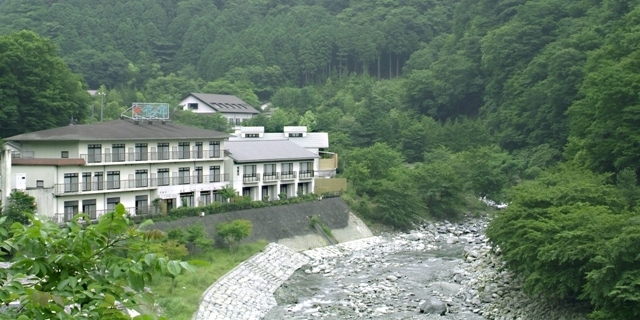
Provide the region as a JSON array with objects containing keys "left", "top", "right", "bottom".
[
  {"left": 0, "top": 204, "right": 192, "bottom": 319},
  {"left": 412, "top": 152, "right": 466, "bottom": 219},
  {"left": 216, "top": 219, "right": 252, "bottom": 249},
  {"left": 372, "top": 171, "right": 426, "bottom": 229},
  {"left": 298, "top": 110, "right": 318, "bottom": 131},
  {"left": 2, "top": 191, "right": 36, "bottom": 226},
  {"left": 0, "top": 31, "right": 90, "bottom": 138}
]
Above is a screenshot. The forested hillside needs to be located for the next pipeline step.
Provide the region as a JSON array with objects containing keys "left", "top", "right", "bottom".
[{"left": 2, "top": 0, "right": 640, "bottom": 318}]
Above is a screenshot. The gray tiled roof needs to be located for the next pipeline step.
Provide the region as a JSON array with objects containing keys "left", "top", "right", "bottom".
[
  {"left": 229, "top": 132, "right": 329, "bottom": 149},
  {"left": 6, "top": 119, "right": 229, "bottom": 141},
  {"left": 225, "top": 140, "right": 318, "bottom": 163},
  {"left": 190, "top": 93, "right": 259, "bottom": 114}
]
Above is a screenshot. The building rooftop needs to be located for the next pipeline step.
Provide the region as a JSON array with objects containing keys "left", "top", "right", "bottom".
[
  {"left": 225, "top": 140, "right": 318, "bottom": 163},
  {"left": 5, "top": 119, "right": 229, "bottom": 142},
  {"left": 229, "top": 132, "right": 329, "bottom": 149},
  {"left": 188, "top": 93, "right": 259, "bottom": 114}
]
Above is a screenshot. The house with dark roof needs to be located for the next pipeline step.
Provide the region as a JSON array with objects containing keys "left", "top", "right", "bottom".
[
  {"left": 179, "top": 93, "right": 260, "bottom": 125},
  {"left": 224, "top": 140, "right": 318, "bottom": 201},
  {"left": 1, "top": 120, "right": 230, "bottom": 222}
]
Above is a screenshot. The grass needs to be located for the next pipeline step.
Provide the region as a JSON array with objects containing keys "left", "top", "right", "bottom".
[{"left": 149, "top": 241, "right": 268, "bottom": 320}]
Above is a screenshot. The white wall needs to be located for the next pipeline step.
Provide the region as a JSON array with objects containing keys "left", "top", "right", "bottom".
[
  {"left": 180, "top": 96, "right": 216, "bottom": 113},
  {"left": 21, "top": 141, "right": 79, "bottom": 158},
  {"left": 179, "top": 96, "right": 256, "bottom": 123},
  {"left": 13, "top": 166, "right": 57, "bottom": 189}
]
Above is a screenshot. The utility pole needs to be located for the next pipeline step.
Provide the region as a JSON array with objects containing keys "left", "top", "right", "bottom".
[{"left": 98, "top": 92, "right": 106, "bottom": 122}]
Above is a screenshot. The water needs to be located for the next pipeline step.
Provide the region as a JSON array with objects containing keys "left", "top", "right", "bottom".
[{"left": 265, "top": 240, "right": 486, "bottom": 320}]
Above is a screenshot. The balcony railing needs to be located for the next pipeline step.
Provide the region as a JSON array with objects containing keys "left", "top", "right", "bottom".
[
  {"left": 80, "top": 150, "right": 222, "bottom": 164},
  {"left": 262, "top": 172, "right": 279, "bottom": 182},
  {"left": 280, "top": 171, "right": 297, "bottom": 180},
  {"left": 54, "top": 206, "right": 160, "bottom": 223},
  {"left": 12, "top": 151, "right": 35, "bottom": 158},
  {"left": 243, "top": 174, "right": 260, "bottom": 183},
  {"left": 54, "top": 174, "right": 229, "bottom": 195},
  {"left": 299, "top": 170, "right": 314, "bottom": 179}
]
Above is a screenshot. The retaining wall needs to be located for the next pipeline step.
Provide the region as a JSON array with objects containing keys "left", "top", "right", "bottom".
[
  {"left": 152, "top": 197, "right": 351, "bottom": 245},
  {"left": 194, "top": 237, "right": 385, "bottom": 320}
]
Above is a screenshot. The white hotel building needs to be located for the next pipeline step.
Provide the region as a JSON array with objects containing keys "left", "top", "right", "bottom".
[
  {"left": 0, "top": 120, "right": 321, "bottom": 223},
  {"left": 1, "top": 120, "right": 230, "bottom": 222}
]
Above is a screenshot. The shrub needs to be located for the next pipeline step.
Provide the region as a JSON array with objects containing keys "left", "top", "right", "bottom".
[{"left": 216, "top": 219, "right": 253, "bottom": 249}]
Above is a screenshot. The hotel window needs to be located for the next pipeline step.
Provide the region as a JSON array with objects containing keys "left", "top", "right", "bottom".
[
  {"left": 195, "top": 166, "right": 203, "bottom": 183},
  {"left": 178, "top": 167, "right": 190, "bottom": 184},
  {"left": 64, "top": 173, "right": 78, "bottom": 193},
  {"left": 135, "top": 195, "right": 149, "bottom": 214},
  {"left": 94, "top": 172, "right": 104, "bottom": 190},
  {"left": 180, "top": 192, "right": 194, "bottom": 207},
  {"left": 209, "top": 141, "right": 220, "bottom": 158},
  {"left": 209, "top": 166, "right": 221, "bottom": 182},
  {"left": 82, "top": 172, "right": 92, "bottom": 191},
  {"left": 264, "top": 164, "right": 276, "bottom": 180},
  {"left": 135, "top": 143, "right": 148, "bottom": 161},
  {"left": 63, "top": 201, "right": 78, "bottom": 222},
  {"left": 281, "top": 163, "right": 293, "bottom": 174},
  {"left": 300, "top": 162, "right": 313, "bottom": 172},
  {"left": 157, "top": 143, "right": 169, "bottom": 160},
  {"left": 194, "top": 142, "right": 203, "bottom": 159},
  {"left": 157, "top": 168, "right": 169, "bottom": 186},
  {"left": 112, "top": 144, "right": 125, "bottom": 162},
  {"left": 213, "top": 191, "right": 223, "bottom": 203},
  {"left": 106, "top": 197, "right": 120, "bottom": 212},
  {"left": 244, "top": 165, "right": 256, "bottom": 176},
  {"left": 178, "top": 142, "right": 190, "bottom": 159},
  {"left": 107, "top": 171, "right": 120, "bottom": 189},
  {"left": 201, "top": 191, "right": 211, "bottom": 205},
  {"left": 82, "top": 199, "right": 97, "bottom": 219},
  {"left": 87, "top": 144, "right": 102, "bottom": 163},
  {"left": 135, "top": 169, "right": 148, "bottom": 188}
]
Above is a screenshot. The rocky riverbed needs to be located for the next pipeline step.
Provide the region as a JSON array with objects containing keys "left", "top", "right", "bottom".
[{"left": 264, "top": 216, "right": 589, "bottom": 320}]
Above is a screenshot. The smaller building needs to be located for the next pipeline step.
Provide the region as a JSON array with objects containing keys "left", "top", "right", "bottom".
[
  {"left": 179, "top": 93, "right": 260, "bottom": 125},
  {"left": 230, "top": 126, "right": 337, "bottom": 178},
  {"left": 224, "top": 140, "right": 318, "bottom": 201}
]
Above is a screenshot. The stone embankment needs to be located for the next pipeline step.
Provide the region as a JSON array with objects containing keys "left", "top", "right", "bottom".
[
  {"left": 194, "top": 237, "right": 385, "bottom": 320},
  {"left": 194, "top": 243, "right": 309, "bottom": 320},
  {"left": 195, "top": 216, "right": 590, "bottom": 320}
]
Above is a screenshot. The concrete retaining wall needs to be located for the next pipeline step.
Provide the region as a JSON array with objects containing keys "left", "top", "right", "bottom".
[{"left": 152, "top": 197, "right": 352, "bottom": 246}]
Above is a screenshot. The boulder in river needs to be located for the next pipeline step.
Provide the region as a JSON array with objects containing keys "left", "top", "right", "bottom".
[{"left": 420, "top": 297, "right": 446, "bottom": 315}]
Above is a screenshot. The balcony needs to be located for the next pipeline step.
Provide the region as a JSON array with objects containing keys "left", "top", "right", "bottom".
[
  {"left": 54, "top": 206, "right": 160, "bottom": 223},
  {"left": 243, "top": 174, "right": 260, "bottom": 183},
  {"left": 299, "top": 170, "right": 314, "bottom": 179},
  {"left": 280, "top": 171, "right": 297, "bottom": 180},
  {"left": 80, "top": 150, "right": 222, "bottom": 165},
  {"left": 53, "top": 174, "right": 229, "bottom": 195},
  {"left": 11, "top": 151, "right": 34, "bottom": 158},
  {"left": 262, "top": 172, "right": 279, "bottom": 182}
]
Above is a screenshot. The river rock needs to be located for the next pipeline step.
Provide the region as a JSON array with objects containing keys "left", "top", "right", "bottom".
[
  {"left": 447, "top": 237, "right": 459, "bottom": 244},
  {"left": 429, "top": 281, "right": 462, "bottom": 296},
  {"left": 420, "top": 297, "right": 446, "bottom": 315}
]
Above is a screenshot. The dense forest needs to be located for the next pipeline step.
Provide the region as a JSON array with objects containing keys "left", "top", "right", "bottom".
[{"left": 1, "top": 0, "right": 640, "bottom": 318}]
